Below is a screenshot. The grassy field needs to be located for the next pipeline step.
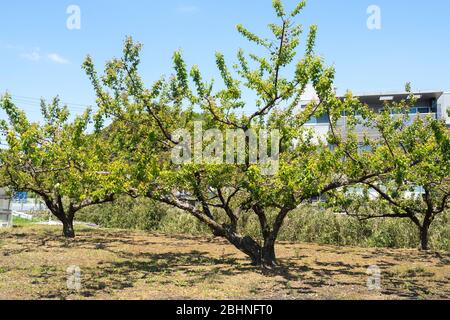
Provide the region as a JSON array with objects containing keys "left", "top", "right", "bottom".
[{"left": 0, "top": 225, "right": 449, "bottom": 300}]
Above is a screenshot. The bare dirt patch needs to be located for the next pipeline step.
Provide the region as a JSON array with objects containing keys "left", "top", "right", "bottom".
[{"left": 0, "top": 225, "right": 448, "bottom": 300}]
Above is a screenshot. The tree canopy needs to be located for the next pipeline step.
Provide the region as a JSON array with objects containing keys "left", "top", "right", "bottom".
[
  {"left": 326, "top": 93, "right": 450, "bottom": 250},
  {"left": 0, "top": 94, "right": 124, "bottom": 237}
]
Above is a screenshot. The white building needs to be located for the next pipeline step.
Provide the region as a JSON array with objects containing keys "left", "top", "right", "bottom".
[
  {"left": 301, "top": 89, "right": 450, "bottom": 142},
  {"left": 299, "top": 88, "right": 450, "bottom": 200},
  {"left": 0, "top": 188, "right": 12, "bottom": 228}
]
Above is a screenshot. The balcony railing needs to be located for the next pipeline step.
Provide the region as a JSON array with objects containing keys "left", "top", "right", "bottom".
[{"left": 335, "top": 113, "right": 437, "bottom": 138}]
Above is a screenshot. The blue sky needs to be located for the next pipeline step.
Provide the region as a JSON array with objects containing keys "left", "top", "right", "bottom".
[{"left": 1, "top": 0, "right": 450, "bottom": 119}]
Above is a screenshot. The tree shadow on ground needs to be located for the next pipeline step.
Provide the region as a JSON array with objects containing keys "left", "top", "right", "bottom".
[
  {"left": 1, "top": 228, "right": 168, "bottom": 254},
  {"left": 3, "top": 227, "right": 448, "bottom": 300},
  {"left": 264, "top": 247, "right": 450, "bottom": 300},
  {"left": 77, "top": 250, "right": 253, "bottom": 298}
]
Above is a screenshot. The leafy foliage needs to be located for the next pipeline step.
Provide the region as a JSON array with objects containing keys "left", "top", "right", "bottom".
[
  {"left": 0, "top": 94, "right": 123, "bottom": 237},
  {"left": 325, "top": 90, "right": 450, "bottom": 250}
]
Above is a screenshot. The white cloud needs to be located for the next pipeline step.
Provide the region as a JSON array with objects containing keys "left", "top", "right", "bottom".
[
  {"left": 47, "top": 53, "right": 69, "bottom": 64},
  {"left": 176, "top": 4, "right": 199, "bottom": 14},
  {"left": 18, "top": 48, "right": 69, "bottom": 65},
  {"left": 20, "top": 48, "right": 42, "bottom": 62}
]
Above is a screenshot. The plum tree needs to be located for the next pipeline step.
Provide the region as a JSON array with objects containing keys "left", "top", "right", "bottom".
[
  {"left": 0, "top": 94, "right": 125, "bottom": 237},
  {"left": 83, "top": 0, "right": 362, "bottom": 267}
]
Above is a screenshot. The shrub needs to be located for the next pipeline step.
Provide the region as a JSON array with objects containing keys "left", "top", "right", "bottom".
[
  {"left": 77, "top": 198, "right": 450, "bottom": 252},
  {"left": 158, "top": 209, "right": 210, "bottom": 235},
  {"left": 77, "top": 196, "right": 166, "bottom": 231}
]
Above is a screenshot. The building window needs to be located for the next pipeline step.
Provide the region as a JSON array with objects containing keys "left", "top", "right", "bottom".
[
  {"left": 410, "top": 106, "right": 432, "bottom": 114},
  {"left": 307, "top": 113, "right": 329, "bottom": 124},
  {"left": 379, "top": 105, "right": 436, "bottom": 115},
  {"left": 358, "top": 143, "right": 372, "bottom": 153}
]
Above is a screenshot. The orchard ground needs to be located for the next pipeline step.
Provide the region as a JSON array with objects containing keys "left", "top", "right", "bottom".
[{"left": 0, "top": 225, "right": 448, "bottom": 300}]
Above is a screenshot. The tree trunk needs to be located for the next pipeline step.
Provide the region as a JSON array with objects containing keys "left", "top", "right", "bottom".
[
  {"left": 261, "top": 241, "right": 277, "bottom": 268},
  {"left": 224, "top": 232, "right": 277, "bottom": 268},
  {"left": 215, "top": 228, "right": 277, "bottom": 268},
  {"left": 240, "top": 241, "right": 277, "bottom": 268},
  {"left": 62, "top": 217, "right": 75, "bottom": 238},
  {"left": 420, "top": 225, "right": 430, "bottom": 251},
  {"left": 226, "top": 233, "right": 262, "bottom": 265}
]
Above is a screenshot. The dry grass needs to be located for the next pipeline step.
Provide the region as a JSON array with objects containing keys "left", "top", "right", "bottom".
[{"left": 0, "top": 225, "right": 449, "bottom": 300}]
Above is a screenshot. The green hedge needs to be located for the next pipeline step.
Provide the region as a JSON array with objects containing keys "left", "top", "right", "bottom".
[{"left": 77, "top": 197, "right": 450, "bottom": 252}]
